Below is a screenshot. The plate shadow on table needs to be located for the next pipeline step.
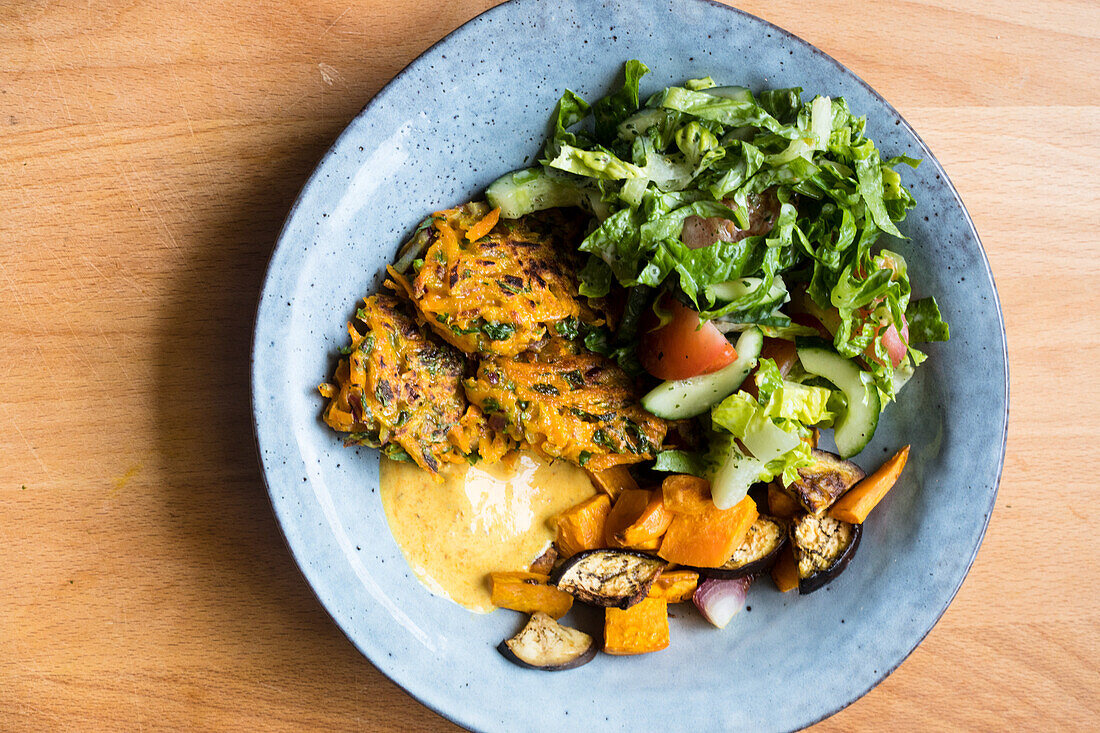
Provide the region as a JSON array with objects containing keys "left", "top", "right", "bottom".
[{"left": 151, "top": 116, "right": 455, "bottom": 726}]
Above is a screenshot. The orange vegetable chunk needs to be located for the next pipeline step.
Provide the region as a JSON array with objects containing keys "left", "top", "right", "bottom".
[
  {"left": 829, "top": 445, "right": 911, "bottom": 524},
  {"left": 770, "top": 545, "right": 799, "bottom": 593},
  {"left": 649, "top": 570, "right": 699, "bottom": 603},
  {"left": 618, "top": 490, "right": 674, "bottom": 548},
  {"left": 555, "top": 494, "right": 611, "bottom": 558},
  {"left": 604, "top": 596, "right": 670, "bottom": 655},
  {"left": 767, "top": 483, "right": 803, "bottom": 520},
  {"left": 490, "top": 572, "right": 573, "bottom": 618},
  {"left": 661, "top": 474, "right": 712, "bottom": 514},
  {"left": 465, "top": 206, "right": 500, "bottom": 241},
  {"left": 585, "top": 464, "right": 639, "bottom": 501},
  {"left": 657, "top": 495, "right": 758, "bottom": 568},
  {"left": 603, "top": 489, "right": 652, "bottom": 548}
]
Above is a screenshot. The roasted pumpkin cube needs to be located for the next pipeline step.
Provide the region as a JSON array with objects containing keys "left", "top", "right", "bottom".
[
  {"left": 661, "top": 474, "right": 712, "bottom": 514},
  {"left": 657, "top": 495, "right": 758, "bottom": 568},
  {"left": 555, "top": 494, "right": 611, "bottom": 558},
  {"left": 585, "top": 464, "right": 639, "bottom": 501},
  {"left": 649, "top": 570, "right": 699, "bottom": 603},
  {"left": 604, "top": 597, "right": 670, "bottom": 655},
  {"left": 603, "top": 489, "right": 652, "bottom": 548},
  {"left": 767, "top": 482, "right": 803, "bottom": 519},
  {"left": 490, "top": 572, "right": 573, "bottom": 618},
  {"left": 617, "top": 490, "right": 674, "bottom": 548}
]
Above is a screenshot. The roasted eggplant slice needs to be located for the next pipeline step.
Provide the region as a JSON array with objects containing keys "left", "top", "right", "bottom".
[
  {"left": 698, "top": 515, "right": 787, "bottom": 579},
  {"left": 550, "top": 549, "right": 666, "bottom": 609},
  {"left": 497, "top": 612, "right": 597, "bottom": 671},
  {"left": 786, "top": 449, "right": 866, "bottom": 516},
  {"left": 791, "top": 514, "right": 862, "bottom": 594}
]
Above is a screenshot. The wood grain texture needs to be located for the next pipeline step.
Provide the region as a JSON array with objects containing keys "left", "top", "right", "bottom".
[{"left": 2, "top": 0, "right": 1098, "bottom": 730}]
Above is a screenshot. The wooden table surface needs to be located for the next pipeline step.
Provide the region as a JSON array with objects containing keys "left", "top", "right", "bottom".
[{"left": 3, "top": 1, "right": 1098, "bottom": 730}]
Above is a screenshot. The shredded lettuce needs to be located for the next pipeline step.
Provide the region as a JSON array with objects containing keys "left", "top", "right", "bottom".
[
  {"left": 653, "top": 449, "right": 709, "bottom": 475},
  {"left": 487, "top": 60, "right": 949, "bottom": 470},
  {"left": 753, "top": 359, "right": 835, "bottom": 426},
  {"left": 907, "top": 296, "right": 950, "bottom": 343},
  {"left": 708, "top": 391, "right": 812, "bottom": 506}
]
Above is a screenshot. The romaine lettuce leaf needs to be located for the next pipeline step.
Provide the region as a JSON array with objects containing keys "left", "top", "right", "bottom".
[
  {"left": 593, "top": 59, "right": 649, "bottom": 144},
  {"left": 906, "top": 296, "right": 950, "bottom": 342},
  {"left": 754, "top": 358, "right": 835, "bottom": 426},
  {"left": 652, "top": 449, "right": 709, "bottom": 475},
  {"left": 548, "top": 144, "right": 646, "bottom": 179},
  {"left": 489, "top": 60, "right": 948, "bottom": 420}
]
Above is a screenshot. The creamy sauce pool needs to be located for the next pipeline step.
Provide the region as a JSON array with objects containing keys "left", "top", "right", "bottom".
[{"left": 379, "top": 451, "right": 596, "bottom": 612}]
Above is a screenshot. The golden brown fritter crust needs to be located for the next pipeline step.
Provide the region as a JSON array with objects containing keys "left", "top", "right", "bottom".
[
  {"left": 390, "top": 203, "right": 596, "bottom": 356},
  {"left": 319, "top": 294, "right": 498, "bottom": 474},
  {"left": 464, "top": 340, "right": 667, "bottom": 471}
]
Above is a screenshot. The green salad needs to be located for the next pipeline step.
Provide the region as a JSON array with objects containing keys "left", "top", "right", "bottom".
[{"left": 484, "top": 60, "right": 949, "bottom": 509}]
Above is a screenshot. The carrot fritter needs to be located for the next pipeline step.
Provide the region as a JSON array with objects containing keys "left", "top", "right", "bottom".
[
  {"left": 319, "top": 294, "right": 500, "bottom": 474},
  {"left": 390, "top": 203, "right": 595, "bottom": 356},
  {"left": 464, "top": 340, "right": 667, "bottom": 471}
]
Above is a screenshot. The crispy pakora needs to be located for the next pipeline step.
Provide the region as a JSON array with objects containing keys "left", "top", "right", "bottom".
[
  {"left": 464, "top": 340, "right": 667, "bottom": 471},
  {"left": 319, "top": 294, "right": 505, "bottom": 474},
  {"left": 390, "top": 203, "right": 596, "bottom": 356}
]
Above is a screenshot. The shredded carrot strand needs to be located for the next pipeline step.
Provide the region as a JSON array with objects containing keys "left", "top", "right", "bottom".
[{"left": 465, "top": 207, "right": 500, "bottom": 242}]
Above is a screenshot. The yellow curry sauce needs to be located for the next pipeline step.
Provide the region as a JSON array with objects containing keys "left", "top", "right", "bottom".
[{"left": 379, "top": 451, "right": 597, "bottom": 612}]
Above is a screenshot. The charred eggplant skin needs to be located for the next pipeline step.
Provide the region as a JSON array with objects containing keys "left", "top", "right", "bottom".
[
  {"left": 795, "top": 519, "right": 862, "bottom": 595},
  {"left": 694, "top": 515, "right": 788, "bottom": 580},
  {"left": 550, "top": 549, "right": 666, "bottom": 609},
  {"left": 495, "top": 638, "right": 598, "bottom": 671},
  {"left": 496, "top": 612, "right": 598, "bottom": 671},
  {"left": 787, "top": 449, "right": 867, "bottom": 516}
]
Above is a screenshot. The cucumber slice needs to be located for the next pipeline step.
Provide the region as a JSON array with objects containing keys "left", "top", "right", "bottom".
[
  {"left": 709, "top": 396, "right": 802, "bottom": 509},
  {"left": 797, "top": 343, "right": 880, "bottom": 458},
  {"left": 707, "top": 86, "right": 753, "bottom": 103},
  {"left": 617, "top": 108, "right": 672, "bottom": 142},
  {"left": 640, "top": 328, "right": 763, "bottom": 420},
  {"left": 486, "top": 168, "right": 605, "bottom": 219},
  {"left": 710, "top": 449, "right": 765, "bottom": 510},
  {"left": 705, "top": 276, "right": 788, "bottom": 310}
]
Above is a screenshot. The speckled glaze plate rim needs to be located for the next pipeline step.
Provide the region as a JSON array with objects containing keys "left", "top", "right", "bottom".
[{"left": 250, "top": 1, "right": 1009, "bottom": 730}]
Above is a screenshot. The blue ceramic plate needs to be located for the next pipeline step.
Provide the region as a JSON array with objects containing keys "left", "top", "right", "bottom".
[{"left": 251, "top": 1, "right": 1007, "bottom": 730}]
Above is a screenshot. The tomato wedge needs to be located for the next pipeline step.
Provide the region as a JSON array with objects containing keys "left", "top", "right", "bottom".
[
  {"left": 640, "top": 298, "right": 737, "bottom": 380},
  {"left": 865, "top": 318, "right": 909, "bottom": 369},
  {"left": 794, "top": 292, "right": 908, "bottom": 369}
]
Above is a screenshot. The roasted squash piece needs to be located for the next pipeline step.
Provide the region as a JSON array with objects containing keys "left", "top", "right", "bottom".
[
  {"left": 623, "top": 534, "right": 663, "bottom": 552},
  {"left": 767, "top": 482, "right": 803, "bottom": 520},
  {"left": 657, "top": 495, "right": 758, "bottom": 568},
  {"left": 490, "top": 572, "right": 574, "bottom": 618},
  {"left": 787, "top": 449, "right": 866, "bottom": 515},
  {"left": 829, "top": 445, "right": 910, "bottom": 523},
  {"left": 661, "top": 474, "right": 712, "bottom": 515},
  {"left": 770, "top": 544, "right": 800, "bottom": 593},
  {"left": 603, "top": 489, "right": 652, "bottom": 548},
  {"left": 555, "top": 494, "right": 611, "bottom": 559},
  {"left": 701, "top": 515, "right": 787, "bottom": 579},
  {"left": 604, "top": 597, "right": 670, "bottom": 655},
  {"left": 585, "top": 464, "right": 639, "bottom": 501},
  {"left": 649, "top": 569, "right": 699, "bottom": 603},
  {"left": 616, "top": 490, "right": 674, "bottom": 548}
]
